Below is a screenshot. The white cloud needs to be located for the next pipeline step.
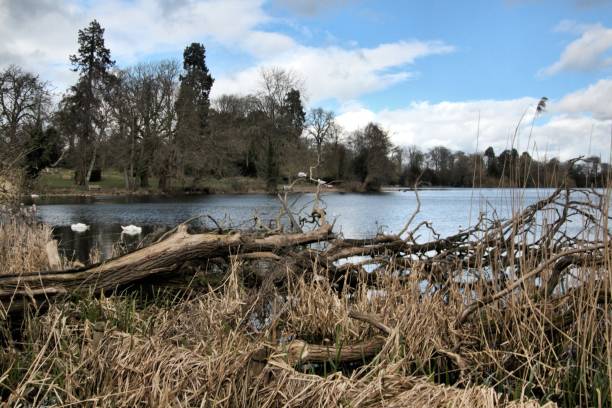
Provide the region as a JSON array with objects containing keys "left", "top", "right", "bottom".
[
  {"left": 0, "top": 0, "right": 452, "bottom": 103},
  {"left": 337, "top": 98, "right": 537, "bottom": 152},
  {"left": 555, "top": 78, "right": 612, "bottom": 119},
  {"left": 272, "top": 0, "right": 355, "bottom": 16},
  {"left": 240, "top": 31, "right": 298, "bottom": 58},
  {"left": 212, "top": 41, "right": 454, "bottom": 102},
  {"left": 541, "top": 23, "right": 612, "bottom": 75},
  {"left": 336, "top": 81, "right": 612, "bottom": 160},
  {"left": 0, "top": 0, "right": 293, "bottom": 88}
]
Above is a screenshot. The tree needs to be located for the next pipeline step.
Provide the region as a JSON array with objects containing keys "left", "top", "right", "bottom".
[
  {"left": 483, "top": 146, "right": 498, "bottom": 178},
  {"left": 402, "top": 145, "right": 425, "bottom": 185},
  {"left": 256, "top": 67, "right": 304, "bottom": 190},
  {"left": 0, "top": 65, "right": 52, "bottom": 174},
  {"left": 306, "top": 108, "right": 334, "bottom": 161},
  {"left": 109, "top": 61, "right": 179, "bottom": 190},
  {"left": 280, "top": 88, "right": 306, "bottom": 178},
  {"left": 68, "top": 19, "right": 116, "bottom": 187},
  {"left": 174, "top": 43, "right": 214, "bottom": 184},
  {"left": 283, "top": 89, "right": 306, "bottom": 137},
  {"left": 585, "top": 156, "right": 601, "bottom": 186},
  {"left": 350, "top": 123, "right": 393, "bottom": 191},
  {"left": 450, "top": 151, "right": 471, "bottom": 186},
  {"left": 210, "top": 94, "right": 263, "bottom": 178},
  {"left": 24, "top": 126, "right": 62, "bottom": 178},
  {"left": 518, "top": 151, "right": 533, "bottom": 186},
  {"left": 498, "top": 148, "right": 519, "bottom": 181},
  {"left": 427, "top": 146, "right": 452, "bottom": 183}
]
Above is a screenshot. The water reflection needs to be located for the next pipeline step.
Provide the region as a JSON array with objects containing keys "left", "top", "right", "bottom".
[{"left": 53, "top": 224, "right": 156, "bottom": 262}]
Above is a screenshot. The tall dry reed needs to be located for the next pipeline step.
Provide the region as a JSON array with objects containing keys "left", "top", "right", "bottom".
[{"left": 0, "top": 220, "right": 53, "bottom": 276}]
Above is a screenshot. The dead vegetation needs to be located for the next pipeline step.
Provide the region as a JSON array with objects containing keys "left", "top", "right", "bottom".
[
  {"left": 0, "top": 173, "right": 610, "bottom": 406},
  {"left": 0, "top": 264, "right": 557, "bottom": 407}
]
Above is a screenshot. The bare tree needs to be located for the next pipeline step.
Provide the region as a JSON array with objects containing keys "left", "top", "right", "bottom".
[
  {"left": 257, "top": 67, "right": 303, "bottom": 122},
  {"left": 0, "top": 65, "right": 50, "bottom": 150},
  {"left": 256, "top": 67, "right": 305, "bottom": 190},
  {"left": 306, "top": 107, "right": 335, "bottom": 161},
  {"left": 108, "top": 61, "right": 179, "bottom": 190}
]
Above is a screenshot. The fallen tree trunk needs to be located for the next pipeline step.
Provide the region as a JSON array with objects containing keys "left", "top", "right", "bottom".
[{"left": 0, "top": 223, "right": 333, "bottom": 310}]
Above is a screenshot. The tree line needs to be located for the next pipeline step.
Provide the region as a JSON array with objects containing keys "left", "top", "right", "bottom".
[{"left": 1, "top": 20, "right": 608, "bottom": 192}]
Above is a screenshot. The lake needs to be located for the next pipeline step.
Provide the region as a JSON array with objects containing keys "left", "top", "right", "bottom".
[{"left": 34, "top": 188, "right": 556, "bottom": 262}]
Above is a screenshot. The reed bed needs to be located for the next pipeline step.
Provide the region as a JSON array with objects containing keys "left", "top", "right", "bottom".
[
  {"left": 0, "top": 267, "right": 555, "bottom": 407},
  {"left": 0, "top": 220, "right": 53, "bottom": 276}
]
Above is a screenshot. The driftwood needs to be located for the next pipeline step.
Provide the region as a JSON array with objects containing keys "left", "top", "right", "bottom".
[{"left": 282, "top": 337, "right": 386, "bottom": 365}]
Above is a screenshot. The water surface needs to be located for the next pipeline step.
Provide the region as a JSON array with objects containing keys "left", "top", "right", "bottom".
[{"left": 35, "top": 188, "right": 556, "bottom": 262}]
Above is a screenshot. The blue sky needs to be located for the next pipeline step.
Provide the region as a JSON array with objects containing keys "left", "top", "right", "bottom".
[
  {"left": 264, "top": 0, "right": 612, "bottom": 106},
  {"left": 1, "top": 0, "right": 612, "bottom": 158}
]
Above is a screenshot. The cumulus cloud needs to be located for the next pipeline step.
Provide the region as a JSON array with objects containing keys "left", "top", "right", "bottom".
[
  {"left": 0, "top": 0, "right": 293, "bottom": 88},
  {"left": 272, "top": 0, "right": 355, "bottom": 16},
  {"left": 213, "top": 40, "right": 454, "bottom": 102},
  {"left": 335, "top": 81, "right": 612, "bottom": 160},
  {"left": 541, "top": 23, "right": 612, "bottom": 75},
  {"left": 337, "top": 98, "right": 537, "bottom": 152},
  {"left": 556, "top": 78, "right": 612, "bottom": 119},
  {"left": 0, "top": 0, "right": 452, "bottom": 102}
]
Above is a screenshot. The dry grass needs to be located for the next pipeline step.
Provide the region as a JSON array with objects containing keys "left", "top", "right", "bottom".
[
  {"left": 0, "top": 265, "right": 554, "bottom": 407},
  {"left": 0, "top": 220, "right": 53, "bottom": 276}
]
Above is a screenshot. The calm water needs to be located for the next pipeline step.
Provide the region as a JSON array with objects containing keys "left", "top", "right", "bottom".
[{"left": 34, "top": 188, "right": 556, "bottom": 262}]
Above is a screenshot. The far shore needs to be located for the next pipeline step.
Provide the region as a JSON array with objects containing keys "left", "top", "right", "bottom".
[
  {"left": 28, "top": 184, "right": 562, "bottom": 200},
  {"left": 30, "top": 184, "right": 344, "bottom": 198},
  {"left": 30, "top": 168, "right": 565, "bottom": 200}
]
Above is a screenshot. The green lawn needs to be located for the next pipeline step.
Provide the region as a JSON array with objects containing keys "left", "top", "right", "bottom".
[
  {"left": 37, "top": 168, "right": 138, "bottom": 192},
  {"left": 36, "top": 168, "right": 267, "bottom": 194},
  {"left": 194, "top": 177, "right": 267, "bottom": 193}
]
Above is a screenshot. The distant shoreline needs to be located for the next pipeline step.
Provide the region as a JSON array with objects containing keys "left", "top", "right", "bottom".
[{"left": 29, "top": 184, "right": 560, "bottom": 200}]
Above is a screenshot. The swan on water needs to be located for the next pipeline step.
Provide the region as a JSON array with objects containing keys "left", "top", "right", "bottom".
[
  {"left": 71, "top": 223, "right": 89, "bottom": 232},
  {"left": 121, "top": 225, "right": 142, "bottom": 235}
]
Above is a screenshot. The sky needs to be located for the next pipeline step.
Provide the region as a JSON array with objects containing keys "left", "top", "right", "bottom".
[{"left": 1, "top": 0, "right": 612, "bottom": 159}]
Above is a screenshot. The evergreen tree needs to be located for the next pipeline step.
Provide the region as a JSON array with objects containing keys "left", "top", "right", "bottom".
[
  {"left": 24, "top": 126, "right": 62, "bottom": 178},
  {"left": 282, "top": 89, "right": 305, "bottom": 136},
  {"left": 68, "top": 20, "right": 115, "bottom": 186},
  {"left": 175, "top": 43, "right": 214, "bottom": 183}
]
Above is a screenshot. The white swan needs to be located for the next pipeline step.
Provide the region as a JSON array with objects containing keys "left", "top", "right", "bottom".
[
  {"left": 71, "top": 223, "right": 89, "bottom": 232},
  {"left": 121, "top": 225, "right": 142, "bottom": 235}
]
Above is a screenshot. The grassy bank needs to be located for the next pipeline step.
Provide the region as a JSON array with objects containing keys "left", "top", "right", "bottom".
[
  {"left": 34, "top": 168, "right": 333, "bottom": 196},
  {"left": 34, "top": 168, "right": 572, "bottom": 199},
  {"left": 35, "top": 168, "right": 272, "bottom": 196}
]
